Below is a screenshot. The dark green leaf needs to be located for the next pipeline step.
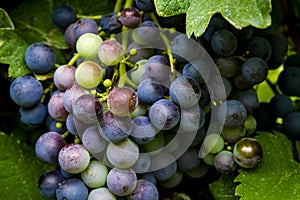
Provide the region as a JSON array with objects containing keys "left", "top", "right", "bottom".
[
  {"left": 0, "top": 29, "right": 31, "bottom": 78},
  {"left": 209, "top": 173, "right": 239, "bottom": 200},
  {"left": 0, "top": 132, "right": 53, "bottom": 200},
  {"left": 235, "top": 132, "right": 300, "bottom": 200},
  {"left": 155, "top": 0, "right": 272, "bottom": 37}
]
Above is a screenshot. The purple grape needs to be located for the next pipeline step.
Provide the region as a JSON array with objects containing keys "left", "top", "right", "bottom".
[
  {"left": 66, "top": 114, "right": 78, "bottom": 135},
  {"left": 144, "top": 55, "right": 170, "bottom": 83},
  {"left": 106, "top": 168, "right": 137, "bottom": 196},
  {"left": 218, "top": 100, "right": 247, "bottom": 128},
  {"left": 35, "top": 131, "right": 67, "bottom": 165},
  {"left": 58, "top": 143, "right": 90, "bottom": 174},
  {"left": 53, "top": 65, "right": 76, "bottom": 91},
  {"left": 72, "top": 94, "right": 103, "bottom": 124},
  {"left": 134, "top": 0, "right": 155, "bottom": 12},
  {"left": 214, "top": 150, "right": 237, "bottom": 174},
  {"left": 48, "top": 92, "right": 69, "bottom": 122},
  {"left": 63, "top": 84, "right": 87, "bottom": 113},
  {"left": 120, "top": 7, "right": 141, "bottom": 29},
  {"left": 10, "top": 75, "right": 43, "bottom": 107},
  {"left": 73, "top": 18, "right": 98, "bottom": 39},
  {"left": 100, "top": 110, "right": 131, "bottom": 143},
  {"left": 128, "top": 179, "right": 159, "bottom": 200},
  {"left": 107, "top": 86, "right": 138, "bottom": 116},
  {"left": 64, "top": 23, "right": 77, "bottom": 49},
  {"left": 149, "top": 99, "right": 180, "bottom": 130}
]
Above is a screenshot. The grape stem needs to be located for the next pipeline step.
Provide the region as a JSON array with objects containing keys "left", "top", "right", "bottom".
[
  {"left": 76, "top": 14, "right": 102, "bottom": 20},
  {"left": 40, "top": 83, "right": 55, "bottom": 103},
  {"left": 149, "top": 12, "right": 176, "bottom": 78},
  {"left": 67, "top": 53, "right": 81, "bottom": 66}
]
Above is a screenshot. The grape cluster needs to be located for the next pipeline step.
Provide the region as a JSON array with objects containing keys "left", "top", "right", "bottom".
[{"left": 11, "top": 0, "right": 299, "bottom": 199}]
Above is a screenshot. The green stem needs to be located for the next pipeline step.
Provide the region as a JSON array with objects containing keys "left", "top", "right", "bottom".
[
  {"left": 67, "top": 53, "right": 81, "bottom": 66},
  {"left": 41, "top": 83, "right": 55, "bottom": 103},
  {"left": 124, "top": 0, "right": 134, "bottom": 8},
  {"left": 61, "top": 131, "right": 69, "bottom": 139},
  {"left": 266, "top": 77, "right": 280, "bottom": 95},
  {"left": 76, "top": 14, "right": 102, "bottom": 20},
  {"left": 114, "top": 0, "right": 124, "bottom": 12}
]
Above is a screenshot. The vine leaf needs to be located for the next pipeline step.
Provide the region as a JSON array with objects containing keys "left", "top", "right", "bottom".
[
  {"left": 154, "top": 0, "right": 272, "bottom": 37},
  {"left": 235, "top": 132, "right": 300, "bottom": 200},
  {"left": 0, "top": 132, "right": 53, "bottom": 199},
  {"left": 0, "top": 29, "right": 31, "bottom": 78}
]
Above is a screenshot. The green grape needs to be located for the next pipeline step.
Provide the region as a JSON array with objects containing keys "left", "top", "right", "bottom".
[
  {"left": 76, "top": 33, "right": 103, "bottom": 61},
  {"left": 75, "top": 61, "right": 103, "bottom": 89},
  {"left": 243, "top": 115, "right": 257, "bottom": 136},
  {"left": 203, "top": 133, "right": 225, "bottom": 154},
  {"left": 81, "top": 160, "right": 108, "bottom": 188}
]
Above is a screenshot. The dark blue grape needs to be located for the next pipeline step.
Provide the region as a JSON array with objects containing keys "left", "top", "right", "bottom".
[
  {"left": 19, "top": 103, "right": 47, "bottom": 127},
  {"left": 203, "top": 15, "right": 228, "bottom": 41},
  {"left": 100, "top": 110, "right": 131, "bottom": 143},
  {"left": 137, "top": 78, "right": 164, "bottom": 105},
  {"left": 139, "top": 172, "right": 157, "bottom": 185},
  {"left": 218, "top": 100, "right": 247, "bottom": 128},
  {"left": 214, "top": 150, "right": 237, "bottom": 174},
  {"left": 267, "top": 33, "right": 288, "bottom": 69},
  {"left": 144, "top": 55, "right": 170, "bottom": 83},
  {"left": 284, "top": 53, "right": 300, "bottom": 68},
  {"left": 35, "top": 131, "right": 67, "bottom": 165},
  {"left": 283, "top": 112, "right": 300, "bottom": 139},
  {"left": 10, "top": 75, "right": 43, "bottom": 107},
  {"left": 56, "top": 178, "right": 88, "bottom": 200},
  {"left": 152, "top": 152, "right": 177, "bottom": 181},
  {"left": 128, "top": 179, "right": 159, "bottom": 200},
  {"left": 177, "top": 147, "right": 201, "bottom": 172},
  {"left": 277, "top": 66, "right": 300, "bottom": 96},
  {"left": 130, "top": 116, "right": 158, "bottom": 145},
  {"left": 182, "top": 59, "right": 210, "bottom": 85},
  {"left": 269, "top": 94, "right": 294, "bottom": 118},
  {"left": 66, "top": 114, "right": 78, "bottom": 135},
  {"left": 169, "top": 76, "right": 201, "bottom": 108},
  {"left": 49, "top": 120, "right": 66, "bottom": 134},
  {"left": 120, "top": 7, "right": 141, "bottom": 29},
  {"left": 253, "top": 102, "right": 277, "bottom": 131},
  {"left": 149, "top": 99, "right": 180, "bottom": 130},
  {"left": 137, "top": 21, "right": 160, "bottom": 44},
  {"left": 64, "top": 23, "right": 77, "bottom": 49},
  {"left": 211, "top": 29, "right": 237, "bottom": 56},
  {"left": 238, "top": 93, "right": 259, "bottom": 114},
  {"left": 215, "top": 56, "right": 242, "bottom": 78},
  {"left": 99, "top": 12, "right": 122, "bottom": 34},
  {"left": 73, "top": 18, "right": 98, "bottom": 39},
  {"left": 25, "top": 42, "right": 56, "bottom": 74},
  {"left": 245, "top": 36, "right": 272, "bottom": 61},
  {"left": 135, "top": 0, "right": 155, "bottom": 12},
  {"left": 171, "top": 34, "right": 203, "bottom": 63},
  {"left": 38, "top": 170, "right": 65, "bottom": 198},
  {"left": 52, "top": 5, "right": 76, "bottom": 29},
  {"left": 241, "top": 57, "right": 268, "bottom": 85}
]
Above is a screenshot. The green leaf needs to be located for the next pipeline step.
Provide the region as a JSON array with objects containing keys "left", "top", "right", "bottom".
[
  {"left": 0, "top": 29, "right": 31, "bottom": 78},
  {"left": 235, "top": 132, "right": 300, "bottom": 200},
  {"left": 0, "top": 132, "right": 53, "bottom": 200},
  {"left": 209, "top": 173, "right": 239, "bottom": 200},
  {"left": 154, "top": 0, "right": 190, "bottom": 16},
  {"left": 0, "top": 8, "right": 14, "bottom": 29},
  {"left": 154, "top": 0, "right": 272, "bottom": 37}
]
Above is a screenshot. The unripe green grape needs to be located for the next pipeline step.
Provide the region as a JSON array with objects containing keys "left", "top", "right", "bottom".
[
  {"left": 141, "top": 133, "right": 165, "bottom": 156},
  {"left": 76, "top": 33, "right": 103, "bottom": 61},
  {"left": 81, "top": 160, "right": 108, "bottom": 188},
  {"left": 244, "top": 115, "right": 257, "bottom": 136},
  {"left": 221, "top": 126, "right": 245, "bottom": 144},
  {"left": 75, "top": 61, "right": 103, "bottom": 89},
  {"left": 203, "top": 133, "right": 224, "bottom": 154}
]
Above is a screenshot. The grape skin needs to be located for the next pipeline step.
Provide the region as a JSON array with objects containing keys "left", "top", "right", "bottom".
[
  {"left": 38, "top": 170, "right": 65, "bottom": 198},
  {"left": 56, "top": 178, "right": 88, "bottom": 200}
]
